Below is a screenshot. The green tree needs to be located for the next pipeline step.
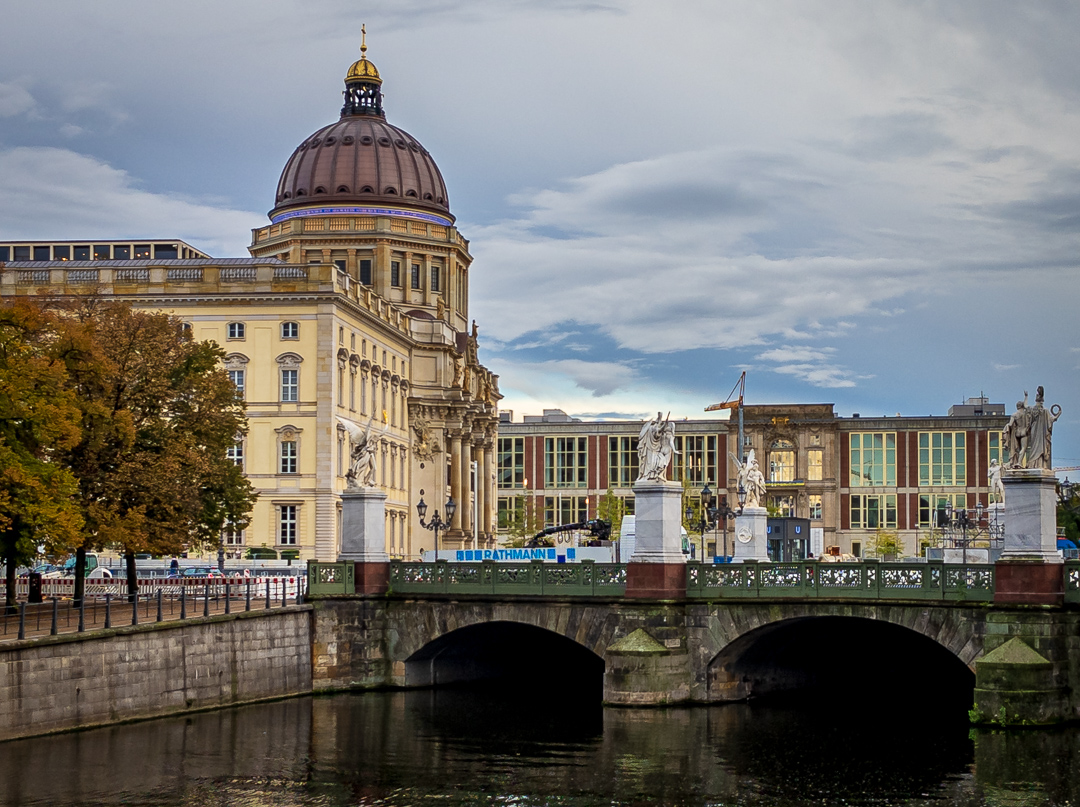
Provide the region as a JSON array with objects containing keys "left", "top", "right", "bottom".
[
  {"left": 596, "top": 488, "right": 625, "bottom": 541},
  {"left": 55, "top": 300, "right": 256, "bottom": 601},
  {"left": 868, "top": 529, "right": 905, "bottom": 560},
  {"left": 499, "top": 490, "right": 543, "bottom": 547},
  {"left": 0, "top": 300, "right": 84, "bottom": 611}
]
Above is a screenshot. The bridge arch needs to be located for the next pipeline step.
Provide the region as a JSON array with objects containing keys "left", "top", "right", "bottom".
[
  {"left": 706, "top": 613, "right": 977, "bottom": 705},
  {"left": 389, "top": 602, "right": 618, "bottom": 694}
]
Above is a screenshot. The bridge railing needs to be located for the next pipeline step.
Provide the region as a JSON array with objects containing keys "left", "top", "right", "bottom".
[
  {"left": 388, "top": 559, "right": 627, "bottom": 597},
  {"left": 308, "top": 561, "right": 355, "bottom": 595},
  {"left": 686, "top": 559, "right": 995, "bottom": 601}
]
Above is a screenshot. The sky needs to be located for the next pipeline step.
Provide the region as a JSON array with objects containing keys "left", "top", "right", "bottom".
[{"left": 2, "top": 1, "right": 1078, "bottom": 469}]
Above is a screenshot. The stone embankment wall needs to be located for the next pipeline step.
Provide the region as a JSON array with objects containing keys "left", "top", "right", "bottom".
[{"left": 0, "top": 608, "right": 312, "bottom": 741}]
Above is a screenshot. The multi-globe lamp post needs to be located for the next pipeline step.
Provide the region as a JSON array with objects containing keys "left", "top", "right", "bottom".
[
  {"left": 685, "top": 483, "right": 743, "bottom": 560},
  {"left": 416, "top": 494, "right": 457, "bottom": 562}
]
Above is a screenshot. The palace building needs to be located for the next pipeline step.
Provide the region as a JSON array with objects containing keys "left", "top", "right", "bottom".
[
  {"left": 0, "top": 42, "right": 501, "bottom": 562},
  {"left": 496, "top": 399, "right": 1008, "bottom": 558}
]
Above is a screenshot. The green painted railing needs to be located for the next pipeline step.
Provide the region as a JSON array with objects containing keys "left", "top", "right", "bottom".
[
  {"left": 1065, "top": 562, "right": 1080, "bottom": 604},
  {"left": 686, "top": 559, "right": 995, "bottom": 601},
  {"left": 388, "top": 559, "right": 627, "bottom": 597},
  {"left": 307, "top": 561, "right": 355, "bottom": 595}
]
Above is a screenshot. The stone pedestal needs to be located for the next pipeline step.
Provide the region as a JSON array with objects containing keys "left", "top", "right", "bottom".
[
  {"left": 996, "top": 469, "right": 1062, "bottom": 605},
  {"left": 626, "top": 481, "right": 686, "bottom": 598},
  {"left": 732, "top": 507, "right": 769, "bottom": 563},
  {"left": 339, "top": 487, "right": 389, "bottom": 594},
  {"left": 1000, "top": 469, "right": 1060, "bottom": 562}
]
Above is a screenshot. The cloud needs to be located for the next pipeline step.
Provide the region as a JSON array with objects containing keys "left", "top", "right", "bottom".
[
  {"left": 496, "top": 358, "right": 640, "bottom": 398},
  {"left": 753, "top": 345, "right": 869, "bottom": 389},
  {"left": 994, "top": 363, "right": 1021, "bottom": 371},
  {"left": 0, "top": 82, "right": 35, "bottom": 117},
  {"left": 0, "top": 147, "right": 263, "bottom": 256}
]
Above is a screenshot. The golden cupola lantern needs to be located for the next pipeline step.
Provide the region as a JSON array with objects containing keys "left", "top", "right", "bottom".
[{"left": 341, "top": 25, "right": 384, "bottom": 117}]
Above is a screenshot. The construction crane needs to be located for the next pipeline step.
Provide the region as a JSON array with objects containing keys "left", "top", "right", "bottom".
[{"left": 706, "top": 372, "right": 746, "bottom": 464}]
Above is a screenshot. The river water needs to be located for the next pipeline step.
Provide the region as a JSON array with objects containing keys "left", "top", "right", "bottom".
[{"left": 0, "top": 690, "right": 1076, "bottom": 806}]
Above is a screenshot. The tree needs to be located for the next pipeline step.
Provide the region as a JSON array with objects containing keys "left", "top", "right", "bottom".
[
  {"left": 868, "top": 529, "right": 905, "bottom": 560},
  {"left": 0, "top": 300, "right": 84, "bottom": 611},
  {"left": 596, "top": 488, "right": 626, "bottom": 541},
  {"left": 499, "top": 489, "right": 544, "bottom": 547},
  {"left": 55, "top": 299, "right": 256, "bottom": 600}
]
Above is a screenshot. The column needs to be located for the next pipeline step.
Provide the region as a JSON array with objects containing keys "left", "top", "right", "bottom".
[
  {"left": 475, "top": 440, "right": 486, "bottom": 546},
  {"left": 450, "top": 433, "right": 463, "bottom": 531},
  {"left": 484, "top": 441, "right": 495, "bottom": 537},
  {"left": 460, "top": 438, "right": 473, "bottom": 542}
]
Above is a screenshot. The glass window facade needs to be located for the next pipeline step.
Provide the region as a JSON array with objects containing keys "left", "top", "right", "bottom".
[
  {"left": 850, "top": 494, "right": 897, "bottom": 529},
  {"left": 544, "top": 495, "right": 588, "bottom": 527},
  {"left": 497, "top": 437, "right": 525, "bottom": 489},
  {"left": 849, "top": 433, "right": 896, "bottom": 487},
  {"left": 919, "top": 432, "right": 966, "bottom": 486},
  {"left": 768, "top": 439, "right": 796, "bottom": 483},
  {"left": 608, "top": 436, "right": 638, "bottom": 488},
  {"left": 808, "top": 450, "right": 823, "bottom": 481},
  {"left": 918, "top": 493, "right": 967, "bottom": 527},
  {"left": 545, "top": 437, "right": 587, "bottom": 488},
  {"left": 673, "top": 435, "right": 717, "bottom": 485}
]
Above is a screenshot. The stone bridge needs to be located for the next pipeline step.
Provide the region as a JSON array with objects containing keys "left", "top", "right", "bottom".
[{"left": 308, "top": 567, "right": 1080, "bottom": 725}]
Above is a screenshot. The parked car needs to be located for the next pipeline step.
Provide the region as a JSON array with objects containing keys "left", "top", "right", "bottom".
[{"left": 181, "top": 567, "right": 224, "bottom": 578}]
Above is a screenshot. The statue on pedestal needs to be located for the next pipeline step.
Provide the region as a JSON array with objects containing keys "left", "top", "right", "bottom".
[
  {"left": 1004, "top": 386, "right": 1061, "bottom": 470},
  {"left": 1027, "top": 386, "right": 1061, "bottom": 470},
  {"left": 636, "top": 411, "right": 675, "bottom": 482},
  {"left": 989, "top": 458, "right": 1005, "bottom": 503},
  {"left": 730, "top": 449, "right": 767, "bottom": 510},
  {"left": 339, "top": 415, "right": 378, "bottom": 488}
]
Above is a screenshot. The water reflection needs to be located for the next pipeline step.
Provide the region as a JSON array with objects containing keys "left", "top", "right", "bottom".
[{"left": 0, "top": 691, "right": 1077, "bottom": 806}]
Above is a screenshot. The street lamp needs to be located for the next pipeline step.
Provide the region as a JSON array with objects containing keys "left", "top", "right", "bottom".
[{"left": 417, "top": 494, "right": 456, "bottom": 562}]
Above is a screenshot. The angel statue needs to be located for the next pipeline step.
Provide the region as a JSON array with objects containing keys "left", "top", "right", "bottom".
[
  {"left": 729, "top": 449, "right": 767, "bottom": 510},
  {"left": 636, "top": 411, "right": 676, "bottom": 482},
  {"left": 338, "top": 415, "right": 378, "bottom": 489}
]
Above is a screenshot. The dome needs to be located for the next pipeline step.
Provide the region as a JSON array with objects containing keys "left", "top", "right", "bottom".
[
  {"left": 270, "top": 37, "right": 451, "bottom": 221},
  {"left": 346, "top": 57, "right": 381, "bottom": 84},
  {"left": 272, "top": 117, "right": 450, "bottom": 219}
]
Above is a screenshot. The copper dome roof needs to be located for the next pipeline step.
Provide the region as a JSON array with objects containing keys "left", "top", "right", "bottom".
[{"left": 272, "top": 117, "right": 450, "bottom": 220}]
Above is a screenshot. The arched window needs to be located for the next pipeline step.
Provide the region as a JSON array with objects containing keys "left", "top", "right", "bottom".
[
  {"left": 281, "top": 321, "right": 299, "bottom": 340},
  {"left": 769, "top": 439, "right": 796, "bottom": 483},
  {"left": 227, "top": 322, "right": 245, "bottom": 340}
]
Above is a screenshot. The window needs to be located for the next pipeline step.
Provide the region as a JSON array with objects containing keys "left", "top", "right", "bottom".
[
  {"left": 0, "top": 247, "right": 9, "bottom": 261},
  {"left": 34, "top": 246, "right": 50, "bottom": 261},
  {"left": 673, "top": 435, "right": 717, "bottom": 485},
  {"left": 498, "top": 437, "right": 525, "bottom": 489},
  {"left": 768, "top": 439, "right": 796, "bottom": 483},
  {"left": 431, "top": 266, "right": 441, "bottom": 292},
  {"left": 919, "top": 432, "right": 966, "bottom": 486},
  {"left": 281, "top": 369, "right": 298, "bottom": 401},
  {"left": 227, "top": 322, "right": 245, "bottom": 340},
  {"left": 134, "top": 244, "right": 151, "bottom": 259},
  {"left": 410, "top": 263, "right": 421, "bottom": 289},
  {"left": 227, "top": 440, "right": 244, "bottom": 468},
  {"left": 545, "top": 437, "right": 587, "bottom": 488},
  {"left": 280, "top": 440, "right": 298, "bottom": 474},
  {"left": 850, "top": 494, "right": 897, "bottom": 529},
  {"left": 544, "top": 496, "right": 588, "bottom": 528},
  {"left": 93, "top": 245, "right": 111, "bottom": 260},
  {"left": 114, "top": 245, "right": 130, "bottom": 260},
  {"left": 809, "top": 494, "right": 822, "bottom": 520},
  {"left": 918, "top": 493, "right": 967, "bottom": 527},
  {"left": 227, "top": 369, "right": 245, "bottom": 397},
  {"left": 849, "top": 433, "right": 896, "bottom": 487},
  {"left": 73, "top": 245, "right": 90, "bottom": 260},
  {"left": 609, "top": 436, "right": 638, "bottom": 487},
  {"left": 808, "top": 450, "right": 823, "bottom": 481},
  {"left": 222, "top": 525, "right": 244, "bottom": 546},
  {"left": 278, "top": 505, "right": 298, "bottom": 545},
  {"left": 281, "top": 321, "right": 299, "bottom": 339},
  {"left": 391, "top": 261, "right": 401, "bottom": 287},
  {"left": 769, "top": 494, "right": 796, "bottom": 517},
  {"left": 359, "top": 259, "right": 372, "bottom": 285},
  {"left": 277, "top": 353, "right": 302, "bottom": 402},
  {"left": 154, "top": 244, "right": 178, "bottom": 259},
  {"left": 53, "top": 245, "right": 69, "bottom": 261}
]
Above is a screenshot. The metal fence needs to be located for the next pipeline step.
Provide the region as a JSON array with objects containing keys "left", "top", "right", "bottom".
[
  {"left": 686, "top": 560, "right": 995, "bottom": 601},
  {"left": 0, "top": 576, "right": 305, "bottom": 643},
  {"left": 388, "top": 559, "right": 627, "bottom": 597}
]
